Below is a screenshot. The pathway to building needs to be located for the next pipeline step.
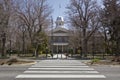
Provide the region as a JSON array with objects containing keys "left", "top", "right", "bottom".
[
  {"left": 52, "top": 54, "right": 67, "bottom": 59},
  {"left": 15, "top": 59, "right": 106, "bottom": 80}
]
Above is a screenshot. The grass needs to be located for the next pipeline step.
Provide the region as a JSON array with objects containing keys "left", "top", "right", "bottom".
[{"left": 90, "top": 58, "right": 100, "bottom": 65}]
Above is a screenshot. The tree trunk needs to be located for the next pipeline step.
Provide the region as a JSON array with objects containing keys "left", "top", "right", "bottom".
[
  {"left": 22, "top": 31, "right": 25, "bottom": 54},
  {"left": 114, "top": 40, "right": 120, "bottom": 62},
  {"left": 35, "top": 44, "right": 39, "bottom": 58},
  {"left": 92, "top": 34, "right": 95, "bottom": 59},
  {"left": 83, "top": 40, "right": 88, "bottom": 58},
  {"left": 82, "top": 28, "right": 88, "bottom": 58},
  {"left": 1, "top": 33, "right": 6, "bottom": 57}
]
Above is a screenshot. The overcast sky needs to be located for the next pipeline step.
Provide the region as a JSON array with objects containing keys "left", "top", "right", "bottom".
[
  {"left": 47, "top": 0, "right": 69, "bottom": 21},
  {"left": 47, "top": 0, "right": 103, "bottom": 27}
]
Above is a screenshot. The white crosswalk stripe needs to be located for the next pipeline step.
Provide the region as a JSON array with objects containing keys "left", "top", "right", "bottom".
[
  {"left": 24, "top": 71, "right": 99, "bottom": 73},
  {"left": 16, "top": 60, "right": 106, "bottom": 79},
  {"left": 30, "top": 65, "right": 89, "bottom": 67},
  {"left": 28, "top": 67, "right": 95, "bottom": 70},
  {"left": 16, "top": 74, "right": 106, "bottom": 78}
]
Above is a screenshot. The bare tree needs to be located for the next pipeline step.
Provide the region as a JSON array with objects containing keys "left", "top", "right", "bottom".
[
  {"left": 0, "top": 0, "right": 52, "bottom": 57},
  {"left": 15, "top": 0, "right": 52, "bottom": 57},
  {"left": 66, "top": 0, "right": 100, "bottom": 57},
  {"left": 0, "top": 0, "right": 14, "bottom": 57}
]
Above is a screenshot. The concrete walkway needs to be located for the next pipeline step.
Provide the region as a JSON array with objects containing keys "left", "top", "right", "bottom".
[{"left": 53, "top": 54, "right": 67, "bottom": 59}]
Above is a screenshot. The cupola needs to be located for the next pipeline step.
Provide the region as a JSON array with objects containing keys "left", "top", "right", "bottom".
[{"left": 55, "top": 16, "right": 64, "bottom": 28}]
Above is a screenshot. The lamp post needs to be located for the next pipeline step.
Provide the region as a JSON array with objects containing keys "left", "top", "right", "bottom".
[{"left": 21, "top": 26, "right": 26, "bottom": 54}]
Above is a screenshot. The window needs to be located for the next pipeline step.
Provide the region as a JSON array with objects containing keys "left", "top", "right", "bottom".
[{"left": 58, "top": 37, "right": 62, "bottom": 42}]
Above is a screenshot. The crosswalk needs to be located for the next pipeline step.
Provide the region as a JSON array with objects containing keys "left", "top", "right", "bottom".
[{"left": 15, "top": 60, "right": 106, "bottom": 79}]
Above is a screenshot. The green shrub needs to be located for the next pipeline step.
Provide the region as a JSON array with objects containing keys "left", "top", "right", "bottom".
[{"left": 91, "top": 58, "right": 100, "bottom": 65}]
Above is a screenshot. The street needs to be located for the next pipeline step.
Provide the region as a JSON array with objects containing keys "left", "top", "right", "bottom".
[
  {"left": 0, "top": 66, "right": 30, "bottom": 80},
  {"left": 0, "top": 59, "right": 120, "bottom": 80}
]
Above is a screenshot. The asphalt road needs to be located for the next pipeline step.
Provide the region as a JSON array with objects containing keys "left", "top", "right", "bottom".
[
  {"left": 0, "top": 66, "right": 30, "bottom": 80},
  {"left": 0, "top": 59, "right": 120, "bottom": 80}
]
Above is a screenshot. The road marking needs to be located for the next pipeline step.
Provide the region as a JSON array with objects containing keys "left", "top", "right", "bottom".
[
  {"left": 24, "top": 71, "right": 99, "bottom": 73},
  {"left": 15, "top": 60, "right": 106, "bottom": 79},
  {"left": 28, "top": 68, "right": 94, "bottom": 70},
  {"left": 16, "top": 74, "right": 106, "bottom": 78},
  {"left": 33, "top": 64, "right": 87, "bottom": 66},
  {"left": 31, "top": 66, "right": 89, "bottom": 68}
]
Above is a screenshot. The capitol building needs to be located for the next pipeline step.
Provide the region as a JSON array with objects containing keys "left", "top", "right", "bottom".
[
  {"left": 47, "top": 16, "right": 104, "bottom": 58},
  {"left": 48, "top": 16, "right": 70, "bottom": 54}
]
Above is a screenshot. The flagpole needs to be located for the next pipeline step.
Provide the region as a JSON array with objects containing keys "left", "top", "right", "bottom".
[{"left": 59, "top": 4, "right": 61, "bottom": 16}]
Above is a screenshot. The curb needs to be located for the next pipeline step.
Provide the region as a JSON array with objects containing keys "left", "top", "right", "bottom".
[
  {"left": 15, "top": 61, "right": 37, "bottom": 66},
  {"left": 0, "top": 61, "right": 37, "bottom": 67}
]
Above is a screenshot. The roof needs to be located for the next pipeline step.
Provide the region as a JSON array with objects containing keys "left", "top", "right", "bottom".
[
  {"left": 56, "top": 16, "right": 64, "bottom": 21},
  {"left": 53, "top": 27, "right": 68, "bottom": 33},
  {"left": 47, "top": 27, "right": 69, "bottom": 36}
]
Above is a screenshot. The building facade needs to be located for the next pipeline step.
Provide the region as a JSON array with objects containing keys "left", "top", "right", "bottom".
[
  {"left": 48, "top": 16, "right": 105, "bottom": 56},
  {"left": 49, "top": 16, "right": 69, "bottom": 54}
]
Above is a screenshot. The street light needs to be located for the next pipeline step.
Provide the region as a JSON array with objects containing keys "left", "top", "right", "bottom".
[{"left": 21, "top": 25, "right": 26, "bottom": 54}]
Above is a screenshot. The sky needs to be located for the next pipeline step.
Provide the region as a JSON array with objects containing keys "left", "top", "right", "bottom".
[
  {"left": 47, "top": 0, "right": 103, "bottom": 26},
  {"left": 47, "top": 0, "right": 70, "bottom": 21}
]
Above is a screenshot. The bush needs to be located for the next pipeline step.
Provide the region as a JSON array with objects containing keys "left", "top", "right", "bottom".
[{"left": 90, "top": 58, "right": 100, "bottom": 65}]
